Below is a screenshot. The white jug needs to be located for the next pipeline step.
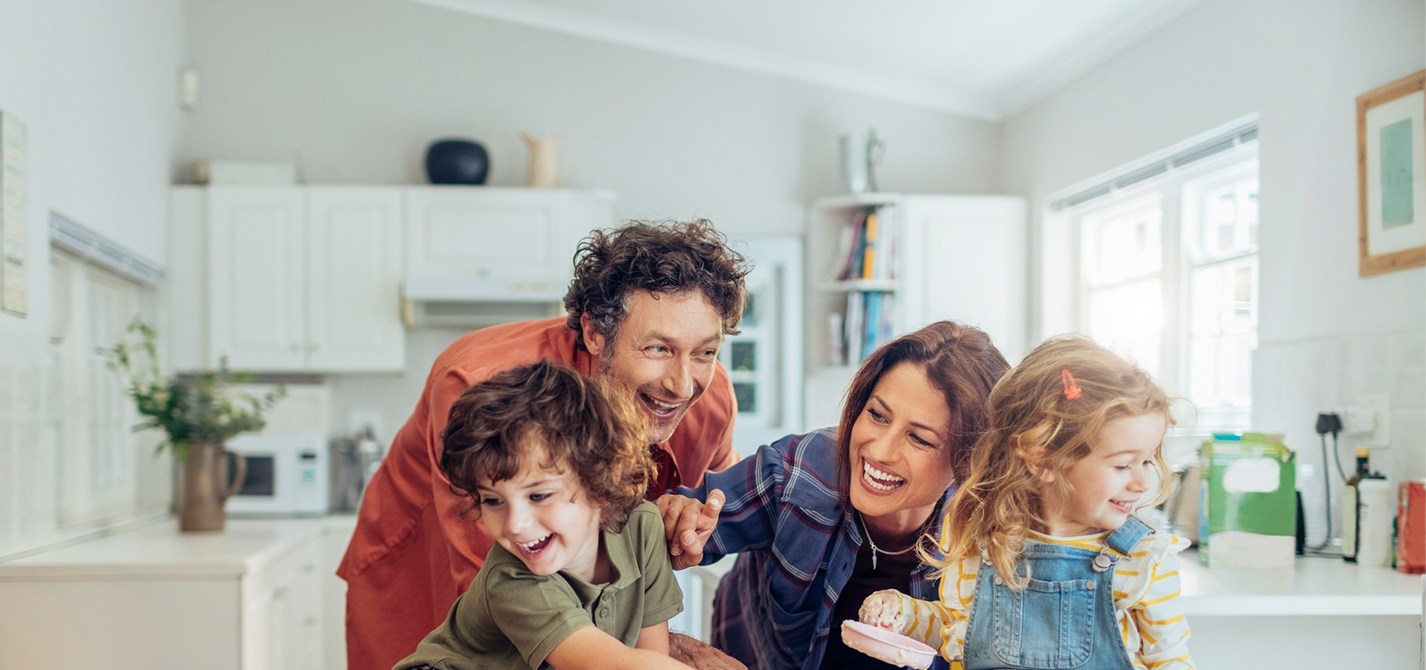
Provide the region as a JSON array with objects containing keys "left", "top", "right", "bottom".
[{"left": 839, "top": 129, "right": 886, "bottom": 193}]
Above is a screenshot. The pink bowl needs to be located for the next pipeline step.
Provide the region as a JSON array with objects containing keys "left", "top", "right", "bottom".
[{"left": 840, "top": 620, "right": 937, "bottom": 669}]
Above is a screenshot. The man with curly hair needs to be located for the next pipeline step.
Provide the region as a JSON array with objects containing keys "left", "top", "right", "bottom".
[{"left": 340, "top": 220, "right": 750, "bottom": 670}]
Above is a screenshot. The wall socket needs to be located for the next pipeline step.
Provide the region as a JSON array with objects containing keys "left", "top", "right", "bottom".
[{"left": 1340, "top": 392, "right": 1390, "bottom": 446}]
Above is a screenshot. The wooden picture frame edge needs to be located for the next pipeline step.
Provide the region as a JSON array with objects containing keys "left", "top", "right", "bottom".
[{"left": 1357, "top": 69, "right": 1426, "bottom": 277}]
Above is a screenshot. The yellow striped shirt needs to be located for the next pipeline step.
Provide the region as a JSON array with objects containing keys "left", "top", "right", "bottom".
[{"left": 884, "top": 530, "right": 1194, "bottom": 669}]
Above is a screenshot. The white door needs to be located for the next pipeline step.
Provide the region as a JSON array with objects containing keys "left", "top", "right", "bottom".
[
  {"left": 209, "top": 188, "right": 307, "bottom": 370},
  {"left": 306, "top": 188, "right": 405, "bottom": 371}
]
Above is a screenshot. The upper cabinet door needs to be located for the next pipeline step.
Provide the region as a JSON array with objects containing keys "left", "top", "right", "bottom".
[
  {"left": 404, "top": 187, "right": 615, "bottom": 293},
  {"left": 306, "top": 187, "right": 405, "bottom": 371},
  {"left": 208, "top": 188, "right": 307, "bottom": 370}
]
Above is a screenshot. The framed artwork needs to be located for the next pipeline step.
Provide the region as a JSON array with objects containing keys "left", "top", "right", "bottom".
[{"left": 1357, "top": 70, "right": 1426, "bottom": 277}]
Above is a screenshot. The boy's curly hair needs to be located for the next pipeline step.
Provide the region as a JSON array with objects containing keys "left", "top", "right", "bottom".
[
  {"left": 439, "top": 360, "right": 653, "bottom": 532},
  {"left": 564, "top": 219, "right": 751, "bottom": 350}
]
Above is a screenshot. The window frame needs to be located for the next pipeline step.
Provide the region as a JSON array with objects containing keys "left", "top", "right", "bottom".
[{"left": 1047, "top": 141, "right": 1259, "bottom": 444}]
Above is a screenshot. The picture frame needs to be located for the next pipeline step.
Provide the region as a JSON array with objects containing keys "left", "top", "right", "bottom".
[{"left": 1357, "top": 70, "right": 1426, "bottom": 277}]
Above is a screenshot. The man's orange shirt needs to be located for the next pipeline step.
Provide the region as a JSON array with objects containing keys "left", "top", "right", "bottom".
[{"left": 337, "top": 318, "right": 738, "bottom": 670}]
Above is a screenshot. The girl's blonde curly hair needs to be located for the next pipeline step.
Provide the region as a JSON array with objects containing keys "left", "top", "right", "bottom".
[{"left": 931, "top": 334, "right": 1173, "bottom": 589}]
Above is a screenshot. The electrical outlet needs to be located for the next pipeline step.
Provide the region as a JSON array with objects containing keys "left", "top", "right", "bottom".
[{"left": 1357, "top": 392, "right": 1390, "bottom": 446}]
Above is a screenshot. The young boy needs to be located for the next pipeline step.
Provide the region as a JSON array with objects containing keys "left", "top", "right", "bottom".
[{"left": 395, "top": 360, "right": 692, "bottom": 670}]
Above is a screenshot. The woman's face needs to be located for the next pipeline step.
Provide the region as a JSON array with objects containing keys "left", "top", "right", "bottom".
[{"left": 847, "top": 362, "right": 955, "bottom": 537}]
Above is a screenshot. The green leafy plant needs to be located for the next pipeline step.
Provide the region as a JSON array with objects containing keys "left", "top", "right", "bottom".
[{"left": 108, "top": 320, "right": 286, "bottom": 460}]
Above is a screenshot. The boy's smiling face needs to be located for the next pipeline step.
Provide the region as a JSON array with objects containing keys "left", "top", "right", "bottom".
[{"left": 475, "top": 443, "right": 607, "bottom": 584}]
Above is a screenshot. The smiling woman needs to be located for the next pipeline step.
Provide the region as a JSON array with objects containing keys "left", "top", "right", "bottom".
[{"left": 657, "top": 321, "right": 1009, "bottom": 670}]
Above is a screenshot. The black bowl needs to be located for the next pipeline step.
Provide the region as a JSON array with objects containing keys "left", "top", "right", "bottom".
[{"left": 424, "top": 139, "right": 489, "bottom": 185}]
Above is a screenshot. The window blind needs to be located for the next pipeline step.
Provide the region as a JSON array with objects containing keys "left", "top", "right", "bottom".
[{"left": 1049, "top": 119, "right": 1259, "bottom": 212}]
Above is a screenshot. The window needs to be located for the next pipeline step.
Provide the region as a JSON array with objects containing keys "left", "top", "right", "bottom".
[
  {"left": 1053, "top": 126, "right": 1259, "bottom": 434},
  {"left": 50, "top": 249, "right": 158, "bottom": 525}
]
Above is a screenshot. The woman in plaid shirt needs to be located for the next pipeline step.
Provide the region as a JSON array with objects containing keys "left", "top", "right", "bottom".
[{"left": 658, "top": 321, "right": 1009, "bottom": 669}]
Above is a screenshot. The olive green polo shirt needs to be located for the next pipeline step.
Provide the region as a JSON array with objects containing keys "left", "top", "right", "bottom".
[{"left": 395, "top": 502, "right": 684, "bottom": 669}]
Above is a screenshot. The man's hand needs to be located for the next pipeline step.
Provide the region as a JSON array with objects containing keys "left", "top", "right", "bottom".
[
  {"left": 656, "top": 490, "right": 725, "bottom": 570},
  {"left": 668, "top": 632, "right": 746, "bottom": 670}
]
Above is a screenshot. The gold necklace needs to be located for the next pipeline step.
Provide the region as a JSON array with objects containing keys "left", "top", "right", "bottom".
[{"left": 856, "top": 511, "right": 919, "bottom": 570}]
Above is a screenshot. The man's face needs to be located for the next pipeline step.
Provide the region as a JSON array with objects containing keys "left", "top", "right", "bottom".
[{"left": 583, "top": 290, "right": 724, "bottom": 445}]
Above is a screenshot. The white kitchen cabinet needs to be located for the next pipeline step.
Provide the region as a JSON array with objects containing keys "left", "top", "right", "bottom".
[
  {"left": 803, "top": 194, "right": 1026, "bottom": 429},
  {"left": 0, "top": 519, "right": 326, "bottom": 669},
  {"left": 403, "top": 186, "right": 616, "bottom": 299},
  {"left": 169, "top": 186, "right": 405, "bottom": 373}
]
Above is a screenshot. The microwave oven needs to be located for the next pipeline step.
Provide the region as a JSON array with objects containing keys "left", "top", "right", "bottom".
[{"left": 226, "top": 435, "right": 329, "bottom": 515}]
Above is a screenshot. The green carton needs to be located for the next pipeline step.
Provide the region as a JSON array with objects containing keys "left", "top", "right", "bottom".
[{"left": 1198, "top": 432, "right": 1297, "bottom": 568}]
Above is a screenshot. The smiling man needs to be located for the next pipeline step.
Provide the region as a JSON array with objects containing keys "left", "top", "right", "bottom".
[{"left": 339, "top": 220, "right": 750, "bottom": 670}]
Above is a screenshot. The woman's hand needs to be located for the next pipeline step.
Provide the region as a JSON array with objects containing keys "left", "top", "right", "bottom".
[
  {"left": 858, "top": 589, "right": 909, "bottom": 631},
  {"left": 656, "top": 490, "right": 724, "bottom": 570}
]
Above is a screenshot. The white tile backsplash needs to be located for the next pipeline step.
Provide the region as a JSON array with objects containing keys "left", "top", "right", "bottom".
[{"left": 1254, "top": 329, "right": 1426, "bottom": 548}]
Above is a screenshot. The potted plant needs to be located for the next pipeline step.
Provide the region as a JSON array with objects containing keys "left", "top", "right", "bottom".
[{"left": 109, "top": 320, "right": 285, "bottom": 531}]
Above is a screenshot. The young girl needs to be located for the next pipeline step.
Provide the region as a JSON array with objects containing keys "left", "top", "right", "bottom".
[
  {"left": 857, "top": 334, "right": 1194, "bottom": 670},
  {"left": 396, "top": 360, "right": 692, "bottom": 670}
]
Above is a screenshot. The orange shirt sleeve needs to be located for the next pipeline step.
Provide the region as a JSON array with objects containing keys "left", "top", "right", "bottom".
[{"left": 427, "top": 366, "right": 495, "bottom": 592}]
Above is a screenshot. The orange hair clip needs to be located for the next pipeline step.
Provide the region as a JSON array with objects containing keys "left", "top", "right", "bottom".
[{"left": 1061, "top": 368, "right": 1082, "bottom": 401}]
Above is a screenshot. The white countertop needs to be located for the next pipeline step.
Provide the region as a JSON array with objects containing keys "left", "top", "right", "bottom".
[
  {"left": 0, "top": 518, "right": 326, "bottom": 580},
  {"left": 2, "top": 519, "right": 1421, "bottom": 619},
  {"left": 1178, "top": 551, "right": 1423, "bottom": 616}
]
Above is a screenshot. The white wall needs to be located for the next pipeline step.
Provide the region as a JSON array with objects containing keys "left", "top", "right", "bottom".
[
  {"left": 178, "top": 0, "right": 1002, "bottom": 236},
  {"left": 1002, "top": 0, "right": 1425, "bottom": 541},
  {"left": 180, "top": 0, "right": 1006, "bottom": 447},
  {"left": 0, "top": 0, "right": 184, "bottom": 555}
]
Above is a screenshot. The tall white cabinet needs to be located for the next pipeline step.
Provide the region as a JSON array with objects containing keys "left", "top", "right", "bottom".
[
  {"left": 804, "top": 194, "right": 1026, "bottom": 429},
  {"left": 169, "top": 186, "right": 406, "bottom": 373}
]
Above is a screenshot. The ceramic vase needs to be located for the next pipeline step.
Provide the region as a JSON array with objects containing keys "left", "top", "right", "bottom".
[
  {"left": 522, "top": 133, "right": 560, "bottom": 188},
  {"left": 176, "top": 442, "right": 247, "bottom": 532}
]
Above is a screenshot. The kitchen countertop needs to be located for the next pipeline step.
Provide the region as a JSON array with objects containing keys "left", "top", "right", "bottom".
[
  {"left": 0, "top": 518, "right": 327, "bottom": 579},
  {"left": 1177, "top": 550, "right": 1422, "bottom": 616},
  {"left": 3, "top": 518, "right": 1421, "bottom": 620}
]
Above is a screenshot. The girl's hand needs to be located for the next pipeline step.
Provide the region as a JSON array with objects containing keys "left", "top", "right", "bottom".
[{"left": 858, "top": 589, "right": 908, "bottom": 631}]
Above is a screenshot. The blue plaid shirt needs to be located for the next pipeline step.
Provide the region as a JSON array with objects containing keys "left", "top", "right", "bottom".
[{"left": 677, "top": 429, "right": 952, "bottom": 670}]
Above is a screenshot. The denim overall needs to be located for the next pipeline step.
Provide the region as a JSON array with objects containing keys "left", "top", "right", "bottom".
[{"left": 963, "top": 517, "right": 1153, "bottom": 670}]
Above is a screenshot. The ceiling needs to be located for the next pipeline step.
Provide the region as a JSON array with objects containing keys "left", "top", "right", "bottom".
[{"left": 407, "top": 0, "right": 1204, "bottom": 121}]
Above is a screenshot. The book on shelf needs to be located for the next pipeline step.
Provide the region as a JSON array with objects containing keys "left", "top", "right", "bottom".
[
  {"left": 834, "top": 209, "right": 867, "bottom": 281},
  {"left": 829, "top": 205, "right": 896, "bottom": 283},
  {"left": 844, "top": 291, "right": 864, "bottom": 367},
  {"left": 861, "top": 209, "right": 879, "bottom": 280},
  {"left": 875, "top": 205, "right": 896, "bottom": 280},
  {"left": 837, "top": 290, "right": 896, "bottom": 364}
]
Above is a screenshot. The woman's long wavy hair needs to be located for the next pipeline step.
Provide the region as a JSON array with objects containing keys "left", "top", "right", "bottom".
[
  {"left": 934, "top": 334, "right": 1173, "bottom": 588},
  {"left": 439, "top": 360, "right": 653, "bottom": 532}
]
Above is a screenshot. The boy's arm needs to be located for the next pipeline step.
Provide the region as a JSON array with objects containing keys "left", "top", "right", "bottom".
[
  {"left": 544, "top": 625, "right": 693, "bottom": 670},
  {"left": 635, "top": 621, "right": 671, "bottom": 654}
]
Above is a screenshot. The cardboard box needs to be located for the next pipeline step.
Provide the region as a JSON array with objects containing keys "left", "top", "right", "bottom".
[
  {"left": 1198, "top": 432, "right": 1297, "bottom": 568},
  {"left": 189, "top": 160, "right": 297, "bottom": 185},
  {"left": 1398, "top": 480, "right": 1425, "bottom": 574}
]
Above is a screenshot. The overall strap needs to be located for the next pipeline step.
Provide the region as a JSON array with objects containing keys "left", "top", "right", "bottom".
[
  {"left": 1089, "top": 516, "right": 1155, "bottom": 573},
  {"left": 1105, "top": 515, "right": 1154, "bottom": 555}
]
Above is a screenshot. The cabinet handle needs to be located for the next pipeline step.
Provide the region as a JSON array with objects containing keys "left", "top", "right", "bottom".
[{"left": 273, "top": 587, "right": 288, "bottom": 600}]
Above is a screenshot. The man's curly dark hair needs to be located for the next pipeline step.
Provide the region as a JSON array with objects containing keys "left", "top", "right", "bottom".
[
  {"left": 440, "top": 360, "right": 653, "bottom": 532},
  {"left": 564, "top": 219, "right": 751, "bottom": 350}
]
